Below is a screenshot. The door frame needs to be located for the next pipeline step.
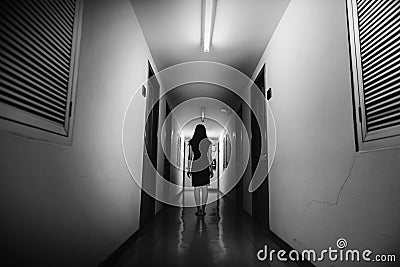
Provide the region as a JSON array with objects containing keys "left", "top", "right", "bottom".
[
  {"left": 251, "top": 64, "right": 270, "bottom": 231},
  {"left": 235, "top": 104, "right": 244, "bottom": 209},
  {"left": 139, "top": 61, "right": 160, "bottom": 229}
]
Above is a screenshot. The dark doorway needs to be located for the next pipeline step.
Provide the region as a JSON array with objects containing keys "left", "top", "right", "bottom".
[
  {"left": 217, "top": 142, "right": 220, "bottom": 192},
  {"left": 163, "top": 103, "right": 172, "bottom": 182},
  {"left": 140, "top": 61, "right": 160, "bottom": 229},
  {"left": 235, "top": 104, "right": 244, "bottom": 209},
  {"left": 251, "top": 65, "right": 269, "bottom": 230},
  {"left": 182, "top": 141, "right": 186, "bottom": 187}
]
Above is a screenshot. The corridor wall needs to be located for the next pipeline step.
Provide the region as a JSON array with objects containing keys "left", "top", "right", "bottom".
[
  {"left": 251, "top": 0, "right": 400, "bottom": 266},
  {"left": 219, "top": 114, "right": 237, "bottom": 195},
  {"left": 0, "top": 0, "right": 161, "bottom": 266},
  {"left": 168, "top": 113, "right": 184, "bottom": 201}
]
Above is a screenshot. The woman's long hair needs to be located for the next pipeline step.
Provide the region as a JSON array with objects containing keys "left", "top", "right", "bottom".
[
  {"left": 189, "top": 124, "right": 208, "bottom": 145},
  {"left": 189, "top": 124, "right": 208, "bottom": 158}
]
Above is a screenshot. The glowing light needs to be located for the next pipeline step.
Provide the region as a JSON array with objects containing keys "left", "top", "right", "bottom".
[{"left": 203, "top": 0, "right": 215, "bottom": 52}]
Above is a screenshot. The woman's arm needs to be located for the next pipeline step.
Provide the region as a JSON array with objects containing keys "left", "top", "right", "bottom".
[
  {"left": 188, "top": 145, "right": 193, "bottom": 178},
  {"left": 207, "top": 143, "right": 213, "bottom": 178},
  {"left": 207, "top": 143, "right": 212, "bottom": 165}
]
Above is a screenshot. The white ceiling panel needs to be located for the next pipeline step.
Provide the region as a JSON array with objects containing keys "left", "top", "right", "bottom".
[{"left": 131, "top": 0, "right": 290, "bottom": 77}]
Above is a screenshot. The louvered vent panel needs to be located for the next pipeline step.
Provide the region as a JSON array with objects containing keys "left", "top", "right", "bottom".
[
  {"left": 357, "top": 0, "right": 400, "bottom": 132},
  {"left": 0, "top": 0, "right": 77, "bottom": 127}
]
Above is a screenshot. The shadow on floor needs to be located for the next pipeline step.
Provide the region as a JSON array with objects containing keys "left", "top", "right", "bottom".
[{"left": 104, "top": 191, "right": 307, "bottom": 267}]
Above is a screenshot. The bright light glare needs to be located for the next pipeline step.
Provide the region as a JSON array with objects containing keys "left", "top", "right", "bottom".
[{"left": 203, "top": 0, "right": 214, "bottom": 52}]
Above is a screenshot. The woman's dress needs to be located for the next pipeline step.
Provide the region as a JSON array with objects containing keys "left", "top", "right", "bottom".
[{"left": 189, "top": 138, "right": 211, "bottom": 187}]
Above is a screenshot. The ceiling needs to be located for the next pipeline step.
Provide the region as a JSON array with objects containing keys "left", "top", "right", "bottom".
[
  {"left": 165, "top": 83, "right": 236, "bottom": 138},
  {"left": 182, "top": 118, "right": 226, "bottom": 140},
  {"left": 131, "top": 0, "right": 290, "bottom": 77},
  {"left": 172, "top": 96, "right": 232, "bottom": 137},
  {"left": 165, "top": 83, "right": 241, "bottom": 110},
  {"left": 160, "top": 97, "right": 228, "bottom": 141}
]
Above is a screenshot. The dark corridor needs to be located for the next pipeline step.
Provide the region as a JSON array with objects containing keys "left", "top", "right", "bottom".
[{"left": 103, "top": 191, "right": 307, "bottom": 267}]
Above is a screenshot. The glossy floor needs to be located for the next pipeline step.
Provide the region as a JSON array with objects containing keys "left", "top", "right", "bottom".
[{"left": 113, "top": 191, "right": 302, "bottom": 267}]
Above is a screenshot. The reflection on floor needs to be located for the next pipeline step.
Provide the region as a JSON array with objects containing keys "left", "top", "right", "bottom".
[{"left": 113, "top": 191, "right": 302, "bottom": 267}]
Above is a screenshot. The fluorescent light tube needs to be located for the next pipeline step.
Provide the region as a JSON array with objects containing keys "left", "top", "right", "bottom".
[{"left": 203, "top": 0, "right": 214, "bottom": 52}]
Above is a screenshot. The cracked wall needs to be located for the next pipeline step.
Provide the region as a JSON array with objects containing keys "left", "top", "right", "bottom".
[{"left": 251, "top": 0, "right": 400, "bottom": 266}]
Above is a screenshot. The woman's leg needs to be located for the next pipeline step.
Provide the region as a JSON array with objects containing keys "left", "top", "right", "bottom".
[
  {"left": 194, "top": 187, "right": 201, "bottom": 213},
  {"left": 201, "top": 185, "right": 208, "bottom": 213}
]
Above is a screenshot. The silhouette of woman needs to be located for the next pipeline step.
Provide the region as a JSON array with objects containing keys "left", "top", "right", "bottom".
[{"left": 188, "top": 124, "right": 213, "bottom": 216}]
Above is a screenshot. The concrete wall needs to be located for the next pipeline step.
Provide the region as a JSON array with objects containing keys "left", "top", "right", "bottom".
[
  {"left": 0, "top": 0, "right": 160, "bottom": 265},
  {"left": 219, "top": 114, "right": 237, "bottom": 195},
  {"left": 251, "top": 0, "right": 400, "bottom": 266},
  {"left": 236, "top": 104, "right": 252, "bottom": 215},
  {"left": 155, "top": 97, "right": 167, "bottom": 213},
  {"left": 168, "top": 112, "right": 184, "bottom": 202}
]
